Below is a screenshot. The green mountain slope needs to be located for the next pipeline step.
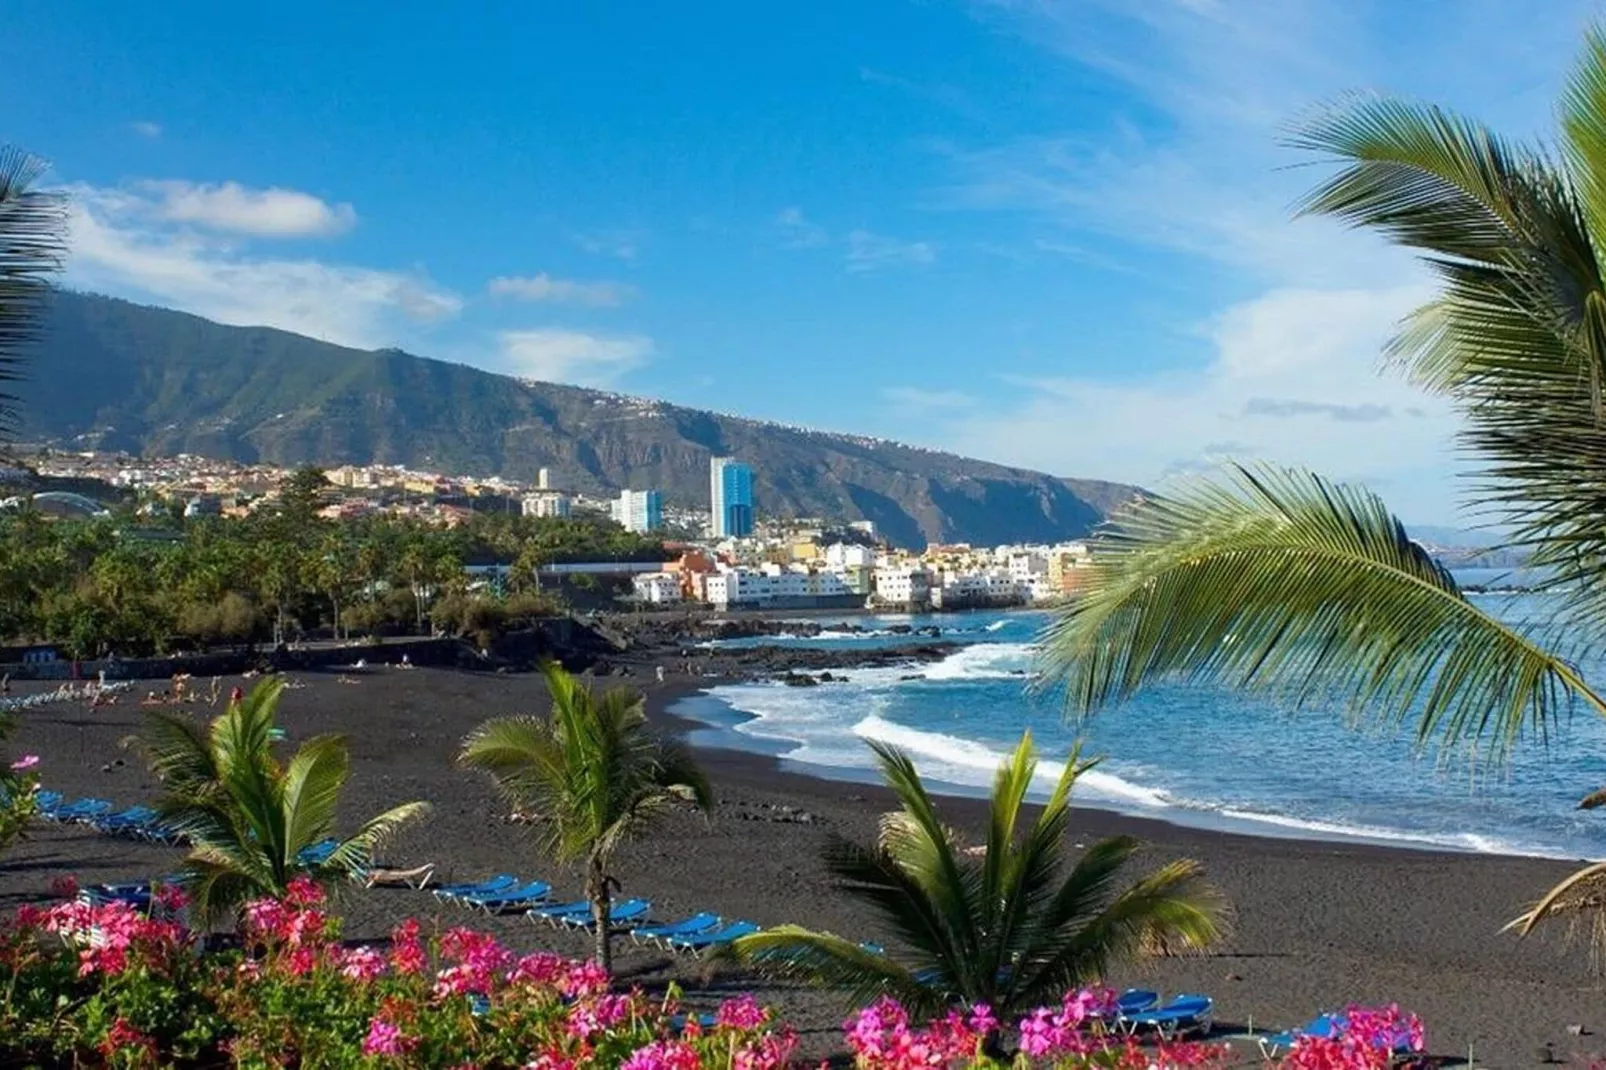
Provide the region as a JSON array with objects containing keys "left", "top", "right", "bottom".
[{"left": 17, "top": 291, "right": 1135, "bottom": 547}]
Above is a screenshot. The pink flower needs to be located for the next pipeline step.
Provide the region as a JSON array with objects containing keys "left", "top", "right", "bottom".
[
  {"left": 283, "top": 874, "right": 326, "bottom": 907},
  {"left": 560, "top": 959, "right": 610, "bottom": 998},
  {"left": 508, "top": 951, "right": 566, "bottom": 988},
  {"left": 339, "top": 945, "right": 388, "bottom": 982},
  {"left": 966, "top": 1003, "right": 997, "bottom": 1037},
  {"left": 620, "top": 1040, "right": 701, "bottom": 1070},
  {"left": 9, "top": 754, "right": 38, "bottom": 771},
  {"left": 566, "top": 994, "right": 635, "bottom": 1039},
  {"left": 525, "top": 1052, "right": 577, "bottom": 1070},
  {"left": 717, "top": 994, "right": 768, "bottom": 1031},
  {"left": 362, "top": 1016, "right": 414, "bottom": 1058},
  {"left": 388, "top": 918, "right": 426, "bottom": 975}
]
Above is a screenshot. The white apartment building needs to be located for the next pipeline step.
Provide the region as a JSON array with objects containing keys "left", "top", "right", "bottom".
[
  {"left": 521, "top": 492, "right": 571, "bottom": 518},
  {"left": 702, "top": 565, "right": 855, "bottom": 609},
  {"left": 612, "top": 489, "right": 663, "bottom": 533},
  {"left": 873, "top": 566, "right": 933, "bottom": 608},
  {"left": 632, "top": 572, "right": 683, "bottom": 604}
]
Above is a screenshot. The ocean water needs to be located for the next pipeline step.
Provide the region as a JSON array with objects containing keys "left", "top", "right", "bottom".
[{"left": 670, "top": 599, "right": 1606, "bottom": 860}]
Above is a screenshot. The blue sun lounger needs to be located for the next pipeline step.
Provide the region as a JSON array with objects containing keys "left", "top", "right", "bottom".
[
  {"left": 672, "top": 1013, "right": 719, "bottom": 1032},
  {"left": 1122, "top": 994, "right": 1213, "bottom": 1039},
  {"left": 93, "top": 806, "right": 159, "bottom": 836},
  {"left": 632, "top": 912, "right": 721, "bottom": 947},
  {"left": 1109, "top": 989, "right": 1159, "bottom": 1018},
  {"left": 295, "top": 839, "right": 340, "bottom": 866},
  {"left": 1257, "top": 1013, "right": 1343, "bottom": 1058},
  {"left": 33, "top": 790, "right": 64, "bottom": 816},
  {"left": 54, "top": 799, "right": 114, "bottom": 823},
  {"left": 561, "top": 898, "right": 649, "bottom": 930},
  {"left": 433, "top": 873, "right": 518, "bottom": 902},
  {"left": 667, "top": 920, "right": 760, "bottom": 955},
  {"left": 460, "top": 880, "right": 551, "bottom": 913},
  {"left": 527, "top": 899, "right": 592, "bottom": 926}
]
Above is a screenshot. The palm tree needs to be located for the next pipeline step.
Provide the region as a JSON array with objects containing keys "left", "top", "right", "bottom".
[
  {"left": 136, "top": 679, "right": 431, "bottom": 926},
  {"left": 0, "top": 145, "right": 67, "bottom": 442},
  {"left": 730, "top": 732, "right": 1224, "bottom": 1019},
  {"left": 459, "top": 662, "right": 712, "bottom": 970},
  {"left": 1043, "top": 26, "right": 1606, "bottom": 953}
]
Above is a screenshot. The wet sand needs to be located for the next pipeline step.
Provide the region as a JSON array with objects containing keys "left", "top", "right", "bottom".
[{"left": 1, "top": 666, "right": 1601, "bottom": 1066}]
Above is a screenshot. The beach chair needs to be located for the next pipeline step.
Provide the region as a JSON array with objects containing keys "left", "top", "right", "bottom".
[
  {"left": 1112, "top": 989, "right": 1159, "bottom": 1018},
  {"left": 33, "top": 790, "right": 64, "bottom": 817},
  {"left": 360, "top": 863, "right": 436, "bottom": 889},
  {"left": 527, "top": 899, "right": 593, "bottom": 926},
  {"left": 92, "top": 806, "right": 158, "bottom": 837},
  {"left": 433, "top": 873, "right": 518, "bottom": 902},
  {"left": 459, "top": 880, "right": 551, "bottom": 913},
  {"left": 666, "top": 920, "right": 760, "bottom": 956},
  {"left": 56, "top": 799, "right": 114, "bottom": 824},
  {"left": 631, "top": 912, "right": 720, "bottom": 947},
  {"left": 671, "top": 1013, "right": 719, "bottom": 1033},
  {"left": 294, "top": 839, "right": 340, "bottom": 866},
  {"left": 1257, "top": 1013, "right": 1343, "bottom": 1058},
  {"left": 1121, "top": 994, "right": 1213, "bottom": 1039},
  {"left": 561, "top": 898, "right": 650, "bottom": 931}
]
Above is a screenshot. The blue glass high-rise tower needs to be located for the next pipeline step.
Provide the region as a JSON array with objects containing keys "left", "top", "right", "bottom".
[{"left": 709, "top": 457, "right": 753, "bottom": 538}]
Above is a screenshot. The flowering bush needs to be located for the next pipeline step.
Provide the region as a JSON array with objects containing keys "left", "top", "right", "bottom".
[
  {"left": 0, "top": 753, "right": 40, "bottom": 856},
  {"left": 0, "top": 881, "right": 1425, "bottom": 1069},
  {"left": 0, "top": 881, "right": 796, "bottom": 1069}
]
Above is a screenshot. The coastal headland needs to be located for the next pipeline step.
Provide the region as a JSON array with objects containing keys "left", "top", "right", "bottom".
[{"left": 0, "top": 629, "right": 1600, "bottom": 1066}]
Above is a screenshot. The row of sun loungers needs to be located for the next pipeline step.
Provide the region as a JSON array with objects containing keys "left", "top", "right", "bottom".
[
  {"left": 1256, "top": 1010, "right": 1416, "bottom": 1059},
  {"left": 0, "top": 681, "right": 134, "bottom": 713},
  {"left": 430, "top": 874, "right": 762, "bottom": 956},
  {"left": 35, "top": 792, "right": 187, "bottom": 845}
]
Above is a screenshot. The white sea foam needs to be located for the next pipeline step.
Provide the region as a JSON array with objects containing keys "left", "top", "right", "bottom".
[
  {"left": 850, "top": 714, "right": 1173, "bottom": 809},
  {"left": 984, "top": 619, "right": 1012, "bottom": 633},
  {"left": 921, "top": 642, "right": 1034, "bottom": 682}
]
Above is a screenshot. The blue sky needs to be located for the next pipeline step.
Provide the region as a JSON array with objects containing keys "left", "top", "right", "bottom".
[{"left": 3, "top": 1, "right": 1600, "bottom": 523}]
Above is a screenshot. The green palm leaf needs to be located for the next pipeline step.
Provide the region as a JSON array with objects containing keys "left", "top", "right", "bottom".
[
  {"left": 460, "top": 661, "right": 712, "bottom": 971},
  {"left": 732, "top": 733, "right": 1225, "bottom": 1017},
  {"left": 1041, "top": 464, "right": 1606, "bottom": 762},
  {"left": 0, "top": 146, "right": 67, "bottom": 439},
  {"left": 137, "top": 679, "right": 430, "bottom": 927}
]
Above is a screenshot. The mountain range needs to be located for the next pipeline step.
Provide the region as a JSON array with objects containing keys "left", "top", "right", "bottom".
[{"left": 13, "top": 291, "right": 1136, "bottom": 548}]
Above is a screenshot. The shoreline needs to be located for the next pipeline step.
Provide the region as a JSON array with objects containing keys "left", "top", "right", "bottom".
[
  {"left": 652, "top": 677, "right": 1594, "bottom": 865},
  {"left": 1, "top": 664, "right": 1601, "bottom": 1065}
]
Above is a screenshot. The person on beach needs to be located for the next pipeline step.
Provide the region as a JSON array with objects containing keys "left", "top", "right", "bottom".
[{"left": 656, "top": 664, "right": 666, "bottom": 683}]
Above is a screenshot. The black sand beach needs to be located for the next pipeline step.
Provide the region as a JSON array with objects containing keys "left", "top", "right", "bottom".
[{"left": 1, "top": 665, "right": 1601, "bottom": 1067}]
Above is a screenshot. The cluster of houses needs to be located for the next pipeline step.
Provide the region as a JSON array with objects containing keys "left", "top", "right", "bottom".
[{"left": 629, "top": 540, "right": 1094, "bottom": 611}]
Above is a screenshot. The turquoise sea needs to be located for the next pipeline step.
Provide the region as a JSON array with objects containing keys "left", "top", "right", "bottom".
[{"left": 670, "top": 593, "right": 1606, "bottom": 859}]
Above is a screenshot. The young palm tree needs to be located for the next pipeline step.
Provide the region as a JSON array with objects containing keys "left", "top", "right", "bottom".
[
  {"left": 731, "top": 732, "right": 1224, "bottom": 1019},
  {"left": 137, "top": 679, "right": 431, "bottom": 926},
  {"left": 0, "top": 145, "right": 67, "bottom": 441},
  {"left": 459, "top": 662, "right": 712, "bottom": 970},
  {"left": 1044, "top": 26, "right": 1606, "bottom": 953}
]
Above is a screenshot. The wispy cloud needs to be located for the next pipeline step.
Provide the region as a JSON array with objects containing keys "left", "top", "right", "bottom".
[
  {"left": 845, "top": 229, "right": 936, "bottom": 273},
  {"left": 487, "top": 273, "right": 635, "bottom": 307},
  {"left": 775, "top": 206, "right": 828, "bottom": 249},
  {"left": 497, "top": 328, "right": 653, "bottom": 386},
  {"left": 574, "top": 229, "right": 645, "bottom": 262},
  {"left": 1243, "top": 397, "right": 1392, "bottom": 422},
  {"left": 858, "top": 66, "right": 982, "bottom": 119},
  {"left": 136, "top": 179, "right": 356, "bottom": 238},
  {"left": 129, "top": 120, "right": 162, "bottom": 139},
  {"left": 64, "top": 182, "right": 458, "bottom": 349},
  {"left": 883, "top": 386, "right": 975, "bottom": 411}
]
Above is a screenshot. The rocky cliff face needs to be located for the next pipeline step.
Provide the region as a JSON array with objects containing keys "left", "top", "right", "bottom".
[{"left": 18, "top": 291, "right": 1136, "bottom": 547}]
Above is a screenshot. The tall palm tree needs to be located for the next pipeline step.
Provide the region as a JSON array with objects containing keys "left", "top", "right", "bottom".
[
  {"left": 1043, "top": 26, "right": 1606, "bottom": 953},
  {"left": 0, "top": 145, "right": 67, "bottom": 442},
  {"left": 136, "top": 679, "right": 431, "bottom": 926},
  {"left": 730, "top": 732, "right": 1224, "bottom": 1019},
  {"left": 459, "top": 662, "right": 712, "bottom": 971}
]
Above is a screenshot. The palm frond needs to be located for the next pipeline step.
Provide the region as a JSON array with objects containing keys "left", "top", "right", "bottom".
[
  {"left": 126, "top": 711, "right": 219, "bottom": 799},
  {"left": 1505, "top": 861, "right": 1606, "bottom": 965},
  {"left": 327, "top": 801, "right": 433, "bottom": 874},
  {"left": 0, "top": 147, "right": 67, "bottom": 439},
  {"left": 1041, "top": 464, "right": 1606, "bottom": 762},
  {"left": 279, "top": 735, "right": 350, "bottom": 859},
  {"left": 730, "top": 926, "right": 944, "bottom": 1014}
]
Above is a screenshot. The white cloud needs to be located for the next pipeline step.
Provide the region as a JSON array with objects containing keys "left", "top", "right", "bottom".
[
  {"left": 944, "top": 284, "right": 1462, "bottom": 519},
  {"left": 497, "top": 328, "right": 654, "bottom": 386},
  {"left": 776, "top": 206, "right": 828, "bottom": 249},
  {"left": 845, "top": 229, "right": 936, "bottom": 273},
  {"left": 883, "top": 386, "right": 975, "bottom": 411},
  {"left": 137, "top": 180, "right": 356, "bottom": 238},
  {"left": 487, "top": 273, "right": 635, "bottom": 306},
  {"left": 64, "top": 184, "right": 460, "bottom": 349},
  {"left": 130, "top": 121, "right": 162, "bottom": 139}
]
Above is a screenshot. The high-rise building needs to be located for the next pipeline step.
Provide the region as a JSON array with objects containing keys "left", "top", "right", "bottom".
[
  {"left": 537, "top": 467, "right": 551, "bottom": 490},
  {"left": 709, "top": 457, "right": 754, "bottom": 538},
  {"left": 613, "top": 489, "right": 663, "bottom": 533}
]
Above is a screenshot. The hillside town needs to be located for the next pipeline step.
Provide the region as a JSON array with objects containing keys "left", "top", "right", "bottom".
[{"left": 11, "top": 448, "right": 1095, "bottom": 612}]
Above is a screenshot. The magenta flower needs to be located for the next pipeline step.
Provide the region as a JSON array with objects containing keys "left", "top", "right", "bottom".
[
  {"left": 9, "top": 754, "right": 38, "bottom": 771},
  {"left": 966, "top": 1003, "right": 997, "bottom": 1037},
  {"left": 361, "top": 1016, "right": 413, "bottom": 1057},
  {"left": 338, "top": 946, "right": 387, "bottom": 982},
  {"left": 717, "top": 994, "right": 768, "bottom": 1030},
  {"left": 619, "top": 1040, "right": 701, "bottom": 1070}
]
